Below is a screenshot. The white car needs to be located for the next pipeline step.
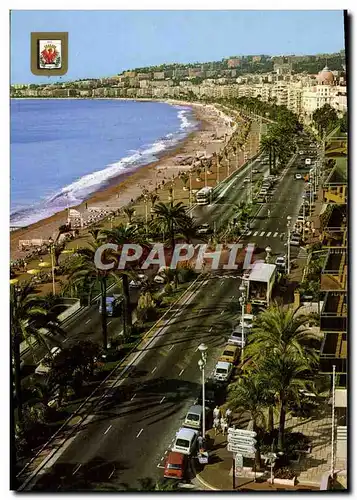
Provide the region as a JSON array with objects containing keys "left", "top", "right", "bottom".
[
  {"left": 275, "top": 256, "right": 286, "bottom": 271},
  {"left": 197, "top": 223, "right": 211, "bottom": 235},
  {"left": 290, "top": 234, "right": 301, "bottom": 246},
  {"left": 243, "top": 177, "right": 250, "bottom": 183},
  {"left": 172, "top": 428, "right": 198, "bottom": 455},
  {"left": 295, "top": 173, "right": 302, "bottom": 180},
  {"left": 213, "top": 361, "right": 233, "bottom": 383}
]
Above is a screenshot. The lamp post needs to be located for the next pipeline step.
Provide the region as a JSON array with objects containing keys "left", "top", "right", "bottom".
[
  {"left": 198, "top": 343, "right": 208, "bottom": 440},
  {"left": 286, "top": 216, "right": 292, "bottom": 275},
  {"left": 48, "top": 236, "right": 56, "bottom": 295},
  {"left": 239, "top": 284, "right": 246, "bottom": 362},
  {"left": 265, "top": 246, "right": 272, "bottom": 264},
  {"left": 302, "top": 194, "right": 306, "bottom": 241}
]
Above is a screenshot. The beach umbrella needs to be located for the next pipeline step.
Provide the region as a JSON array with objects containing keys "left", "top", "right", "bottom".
[
  {"left": 39, "top": 262, "right": 51, "bottom": 268},
  {"left": 27, "top": 269, "right": 40, "bottom": 275}
]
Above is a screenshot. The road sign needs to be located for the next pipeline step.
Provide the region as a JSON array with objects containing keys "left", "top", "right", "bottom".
[
  {"left": 228, "top": 428, "right": 257, "bottom": 438},
  {"left": 227, "top": 443, "right": 256, "bottom": 455},
  {"left": 228, "top": 435, "right": 257, "bottom": 446}
]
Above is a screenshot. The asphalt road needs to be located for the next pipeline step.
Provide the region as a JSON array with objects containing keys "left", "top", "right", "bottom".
[
  {"left": 24, "top": 147, "right": 311, "bottom": 491},
  {"left": 32, "top": 275, "right": 244, "bottom": 491}
]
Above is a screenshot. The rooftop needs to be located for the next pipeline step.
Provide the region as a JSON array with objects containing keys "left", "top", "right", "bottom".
[{"left": 248, "top": 263, "right": 276, "bottom": 283}]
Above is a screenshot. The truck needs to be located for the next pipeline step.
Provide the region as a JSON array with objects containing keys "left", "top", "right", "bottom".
[
  {"left": 99, "top": 294, "right": 123, "bottom": 317},
  {"left": 243, "top": 262, "right": 277, "bottom": 308},
  {"left": 196, "top": 187, "right": 213, "bottom": 205}
]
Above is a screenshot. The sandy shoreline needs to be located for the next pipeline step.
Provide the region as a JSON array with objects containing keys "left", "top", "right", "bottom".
[{"left": 10, "top": 101, "right": 234, "bottom": 260}]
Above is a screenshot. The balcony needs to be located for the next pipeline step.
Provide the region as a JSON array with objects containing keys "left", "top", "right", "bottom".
[
  {"left": 319, "top": 204, "right": 347, "bottom": 248},
  {"left": 320, "top": 292, "right": 347, "bottom": 332},
  {"left": 323, "top": 160, "right": 347, "bottom": 204},
  {"left": 320, "top": 249, "right": 347, "bottom": 291},
  {"left": 320, "top": 331, "right": 347, "bottom": 359}
]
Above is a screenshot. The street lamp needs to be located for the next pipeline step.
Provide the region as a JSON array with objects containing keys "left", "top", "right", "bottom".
[
  {"left": 198, "top": 343, "right": 208, "bottom": 440},
  {"left": 48, "top": 236, "right": 56, "bottom": 295},
  {"left": 239, "top": 284, "right": 246, "bottom": 362},
  {"left": 265, "top": 246, "right": 272, "bottom": 264},
  {"left": 286, "top": 216, "right": 292, "bottom": 275},
  {"left": 302, "top": 194, "right": 306, "bottom": 241}
]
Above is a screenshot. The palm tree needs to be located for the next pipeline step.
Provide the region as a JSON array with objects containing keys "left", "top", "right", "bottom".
[
  {"left": 228, "top": 374, "right": 272, "bottom": 469},
  {"left": 246, "top": 304, "right": 320, "bottom": 363},
  {"left": 123, "top": 207, "right": 135, "bottom": 225},
  {"left": 101, "top": 224, "right": 146, "bottom": 338},
  {"left": 260, "top": 134, "right": 281, "bottom": 176},
  {"left": 151, "top": 201, "right": 190, "bottom": 250},
  {"left": 10, "top": 283, "right": 65, "bottom": 423},
  {"left": 259, "top": 353, "right": 314, "bottom": 450},
  {"left": 67, "top": 239, "right": 110, "bottom": 350}
]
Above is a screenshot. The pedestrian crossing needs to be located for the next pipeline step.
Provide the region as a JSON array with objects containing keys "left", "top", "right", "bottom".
[{"left": 244, "top": 229, "right": 286, "bottom": 239}]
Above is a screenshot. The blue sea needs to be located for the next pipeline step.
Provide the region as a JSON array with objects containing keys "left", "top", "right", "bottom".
[{"left": 10, "top": 99, "right": 198, "bottom": 227}]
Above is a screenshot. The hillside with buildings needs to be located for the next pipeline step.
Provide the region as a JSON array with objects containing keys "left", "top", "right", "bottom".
[{"left": 11, "top": 50, "right": 346, "bottom": 123}]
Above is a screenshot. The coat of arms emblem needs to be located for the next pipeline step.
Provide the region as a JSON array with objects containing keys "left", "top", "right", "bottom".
[{"left": 38, "top": 40, "right": 62, "bottom": 69}]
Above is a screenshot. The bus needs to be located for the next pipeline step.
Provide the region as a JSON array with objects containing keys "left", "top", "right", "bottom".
[{"left": 196, "top": 187, "right": 213, "bottom": 205}]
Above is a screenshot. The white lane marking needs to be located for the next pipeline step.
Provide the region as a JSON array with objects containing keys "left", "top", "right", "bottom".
[
  {"left": 246, "top": 230, "right": 252, "bottom": 236},
  {"left": 136, "top": 428, "right": 143, "bottom": 438},
  {"left": 108, "top": 320, "right": 112, "bottom": 325},
  {"left": 109, "top": 469, "right": 115, "bottom": 479},
  {"left": 169, "top": 345, "right": 174, "bottom": 351},
  {"left": 259, "top": 231, "right": 265, "bottom": 237},
  {"left": 253, "top": 231, "right": 258, "bottom": 236},
  {"left": 195, "top": 346, "right": 199, "bottom": 352},
  {"left": 104, "top": 425, "right": 112, "bottom": 435},
  {"left": 85, "top": 319, "right": 91, "bottom": 324},
  {"left": 130, "top": 393, "right": 136, "bottom": 401},
  {"left": 273, "top": 232, "right": 278, "bottom": 237},
  {"left": 266, "top": 232, "right": 272, "bottom": 237},
  {"left": 179, "top": 369, "right": 184, "bottom": 376},
  {"left": 220, "top": 281, "right": 224, "bottom": 286},
  {"left": 63, "top": 338, "right": 68, "bottom": 343},
  {"left": 209, "top": 327, "right": 213, "bottom": 332},
  {"left": 157, "top": 465, "right": 165, "bottom": 469},
  {"left": 199, "top": 309, "right": 202, "bottom": 314},
  {"left": 161, "top": 456, "right": 165, "bottom": 461},
  {"left": 160, "top": 396, "right": 165, "bottom": 404},
  {"left": 220, "top": 310, "right": 224, "bottom": 315},
  {"left": 151, "top": 367, "right": 157, "bottom": 374},
  {"left": 72, "top": 464, "right": 82, "bottom": 475}
]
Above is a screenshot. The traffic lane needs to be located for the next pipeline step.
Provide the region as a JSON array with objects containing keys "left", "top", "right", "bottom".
[{"left": 34, "top": 277, "right": 239, "bottom": 490}]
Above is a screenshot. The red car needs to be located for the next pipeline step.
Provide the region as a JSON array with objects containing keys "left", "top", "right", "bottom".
[{"left": 163, "top": 452, "right": 187, "bottom": 480}]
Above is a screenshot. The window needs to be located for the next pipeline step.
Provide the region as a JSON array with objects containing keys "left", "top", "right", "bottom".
[
  {"left": 187, "top": 413, "right": 200, "bottom": 422},
  {"left": 176, "top": 438, "right": 189, "bottom": 448}
]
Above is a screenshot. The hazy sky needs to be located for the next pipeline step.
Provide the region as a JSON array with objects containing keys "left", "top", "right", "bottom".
[{"left": 10, "top": 10, "right": 345, "bottom": 84}]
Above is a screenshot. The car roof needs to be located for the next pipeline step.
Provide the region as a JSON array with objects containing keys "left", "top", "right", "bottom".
[
  {"left": 223, "top": 344, "right": 238, "bottom": 351},
  {"left": 187, "top": 404, "right": 203, "bottom": 414},
  {"left": 216, "top": 361, "right": 231, "bottom": 369},
  {"left": 167, "top": 451, "right": 185, "bottom": 463},
  {"left": 176, "top": 427, "right": 197, "bottom": 439}
]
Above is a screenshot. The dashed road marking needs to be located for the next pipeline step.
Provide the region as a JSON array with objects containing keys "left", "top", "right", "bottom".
[
  {"left": 108, "top": 468, "right": 115, "bottom": 479},
  {"left": 104, "top": 425, "right": 112, "bottom": 435},
  {"left": 209, "top": 327, "right": 213, "bottom": 332},
  {"left": 130, "top": 393, "right": 136, "bottom": 401},
  {"left": 151, "top": 367, "right": 157, "bottom": 374},
  {"left": 273, "top": 232, "right": 278, "bottom": 237},
  {"left": 246, "top": 230, "right": 252, "bottom": 236},
  {"left": 72, "top": 464, "right": 82, "bottom": 475},
  {"left": 169, "top": 345, "right": 174, "bottom": 351},
  {"left": 266, "top": 231, "right": 272, "bottom": 237},
  {"left": 220, "top": 310, "right": 224, "bottom": 315},
  {"left": 136, "top": 428, "right": 143, "bottom": 438},
  {"left": 85, "top": 319, "right": 91, "bottom": 324},
  {"left": 160, "top": 396, "right": 165, "bottom": 404},
  {"left": 259, "top": 231, "right": 265, "bottom": 237},
  {"left": 179, "top": 369, "right": 184, "bottom": 376},
  {"left": 253, "top": 231, "right": 258, "bottom": 236},
  {"left": 108, "top": 320, "right": 112, "bottom": 325},
  {"left": 157, "top": 465, "right": 165, "bottom": 469},
  {"left": 63, "top": 338, "right": 68, "bottom": 343}
]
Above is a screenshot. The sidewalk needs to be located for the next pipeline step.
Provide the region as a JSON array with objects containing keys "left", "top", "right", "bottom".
[{"left": 191, "top": 430, "right": 319, "bottom": 491}]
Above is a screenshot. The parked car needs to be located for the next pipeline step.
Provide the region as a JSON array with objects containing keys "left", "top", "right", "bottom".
[
  {"left": 257, "top": 195, "right": 266, "bottom": 204},
  {"left": 213, "top": 361, "right": 234, "bottom": 383},
  {"left": 197, "top": 223, "right": 212, "bottom": 235},
  {"left": 219, "top": 344, "right": 240, "bottom": 365},
  {"left": 290, "top": 234, "right": 301, "bottom": 246},
  {"left": 243, "top": 177, "right": 250, "bottom": 184},
  {"left": 35, "top": 347, "right": 61, "bottom": 376},
  {"left": 183, "top": 405, "right": 204, "bottom": 430},
  {"left": 252, "top": 169, "right": 260, "bottom": 174},
  {"left": 195, "top": 378, "right": 223, "bottom": 408},
  {"left": 275, "top": 255, "right": 286, "bottom": 272},
  {"left": 164, "top": 452, "right": 187, "bottom": 480},
  {"left": 172, "top": 428, "right": 198, "bottom": 455}
]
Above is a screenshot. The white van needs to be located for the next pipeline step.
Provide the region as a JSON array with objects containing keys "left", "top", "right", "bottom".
[
  {"left": 172, "top": 428, "right": 198, "bottom": 455},
  {"left": 183, "top": 405, "right": 203, "bottom": 430},
  {"left": 213, "top": 361, "right": 233, "bottom": 383}
]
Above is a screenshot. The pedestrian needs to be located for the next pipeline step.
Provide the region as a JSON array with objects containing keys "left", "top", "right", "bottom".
[
  {"left": 267, "top": 209, "right": 271, "bottom": 217},
  {"left": 213, "top": 405, "right": 221, "bottom": 420},
  {"left": 221, "top": 417, "right": 228, "bottom": 435},
  {"left": 24, "top": 262, "right": 27, "bottom": 271},
  {"left": 197, "top": 433, "right": 204, "bottom": 452},
  {"left": 213, "top": 417, "right": 221, "bottom": 436},
  {"left": 225, "top": 408, "right": 232, "bottom": 426}
]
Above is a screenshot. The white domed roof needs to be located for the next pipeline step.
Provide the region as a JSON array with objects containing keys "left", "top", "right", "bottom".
[{"left": 317, "top": 66, "right": 334, "bottom": 84}]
